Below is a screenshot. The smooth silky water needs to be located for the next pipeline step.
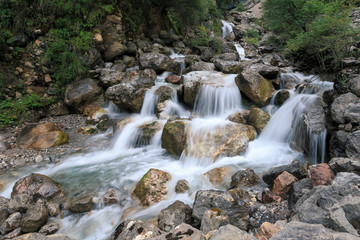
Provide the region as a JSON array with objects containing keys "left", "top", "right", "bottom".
[{"left": 0, "top": 44, "right": 334, "bottom": 239}]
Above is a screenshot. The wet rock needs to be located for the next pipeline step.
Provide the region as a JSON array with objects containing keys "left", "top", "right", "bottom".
[
  {"left": 165, "top": 74, "right": 181, "bottom": 84},
  {"left": 214, "top": 60, "right": 238, "bottom": 73},
  {"left": 1, "top": 212, "right": 22, "bottom": 234},
  {"left": 11, "top": 173, "right": 65, "bottom": 206},
  {"left": 261, "top": 190, "right": 282, "bottom": 204},
  {"left": 255, "top": 222, "right": 281, "bottom": 240},
  {"left": 288, "top": 178, "right": 313, "bottom": 208},
  {"left": 309, "top": 163, "right": 334, "bottom": 186},
  {"left": 185, "top": 55, "right": 201, "bottom": 65},
  {"left": 200, "top": 209, "right": 230, "bottom": 234},
  {"left": 17, "top": 123, "right": 68, "bottom": 149},
  {"left": 192, "top": 190, "right": 249, "bottom": 230},
  {"left": 230, "top": 168, "right": 260, "bottom": 188},
  {"left": 161, "top": 119, "right": 188, "bottom": 157},
  {"left": 331, "top": 92, "right": 360, "bottom": 124},
  {"left": 108, "top": 219, "right": 162, "bottom": 240},
  {"left": 157, "top": 200, "right": 193, "bottom": 231},
  {"left": 262, "top": 159, "right": 307, "bottom": 187},
  {"left": 132, "top": 168, "right": 172, "bottom": 207},
  {"left": 303, "top": 97, "right": 326, "bottom": 134},
  {"left": 329, "top": 157, "right": 360, "bottom": 174},
  {"left": 274, "top": 90, "right": 290, "bottom": 106},
  {"left": 154, "top": 86, "right": 174, "bottom": 103},
  {"left": 208, "top": 224, "right": 256, "bottom": 240},
  {"left": 47, "top": 202, "right": 60, "bottom": 217},
  {"left": 105, "top": 69, "right": 157, "bottom": 112},
  {"left": 38, "top": 221, "right": 60, "bottom": 235},
  {"left": 103, "top": 188, "right": 122, "bottom": 205},
  {"left": 185, "top": 122, "right": 257, "bottom": 162},
  {"left": 21, "top": 203, "right": 49, "bottom": 233},
  {"left": 69, "top": 195, "right": 93, "bottom": 213},
  {"left": 152, "top": 223, "right": 204, "bottom": 240},
  {"left": 8, "top": 194, "right": 31, "bottom": 213},
  {"left": 280, "top": 73, "right": 303, "bottom": 89},
  {"left": 247, "top": 107, "right": 271, "bottom": 133},
  {"left": 11, "top": 233, "right": 72, "bottom": 240},
  {"left": 0, "top": 196, "right": 9, "bottom": 225},
  {"left": 103, "top": 42, "right": 127, "bottom": 61},
  {"left": 348, "top": 75, "right": 360, "bottom": 97},
  {"left": 271, "top": 221, "right": 360, "bottom": 240},
  {"left": 330, "top": 130, "right": 349, "bottom": 158},
  {"left": 346, "top": 130, "right": 360, "bottom": 159},
  {"left": 227, "top": 112, "right": 247, "bottom": 124},
  {"left": 204, "top": 167, "right": 233, "bottom": 186},
  {"left": 235, "top": 68, "right": 275, "bottom": 107},
  {"left": 64, "top": 78, "right": 103, "bottom": 111},
  {"left": 272, "top": 171, "right": 298, "bottom": 199},
  {"left": 175, "top": 179, "right": 189, "bottom": 193},
  {"left": 190, "top": 62, "right": 216, "bottom": 71},
  {"left": 139, "top": 53, "right": 170, "bottom": 73},
  {"left": 200, "top": 47, "right": 216, "bottom": 62},
  {"left": 136, "top": 121, "right": 162, "bottom": 146},
  {"left": 294, "top": 176, "right": 360, "bottom": 236}
]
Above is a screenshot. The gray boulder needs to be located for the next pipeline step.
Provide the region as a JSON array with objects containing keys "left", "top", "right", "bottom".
[
  {"left": 209, "top": 224, "right": 257, "bottom": 240},
  {"left": 64, "top": 78, "right": 102, "bottom": 111},
  {"left": 200, "top": 209, "right": 230, "bottom": 234},
  {"left": 0, "top": 196, "right": 9, "bottom": 226},
  {"left": 21, "top": 203, "right": 49, "bottom": 233},
  {"left": 105, "top": 69, "right": 157, "bottom": 112},
  {"left": 139, "top": 53, "right": 170, "bottom": 72},
  {"left": 214, "top": 60, "right": 238, "bottom": 73},
  {"left": 346, "top": 130, "right": 360, "bottom": 159},
  {"left": 331, "top": 93, "right": 360, "bottom": 124},
  {"left": 200, "top": 47, "right": 216, "bottom": 62},
  {"left": 230, "top": 168, "right": 260, "bottom": 188},
  {"left": 152, "top": 223, "right": 204, "bottom": 240},
  {"left": 157, "top": 200, "right": 193, "bottom": 232},
  {"left": 288, "top": 178, "right": 313, "bottom": 208},
  {"left": 69, "top": 195, "right": 93, "bottom": 213},
  {"left": 349, "top": 75, "right": 360, "bottom": 97},
  {"left": 192, "top": 190, "right": 249, "bottom": 230},
  {"left": 8, "top": 194, "right": 31, "bottom": 214},
  {"left": 38, "top": 221, "right": 61, "bottom": 235},
  {"left": 330, "top": 130, "right": 349, "bottom": 158},
  {"left": 190, "top": 62, "right": 215, "bottom": 71},
  {"left": 294, "top": 176, "right": 360, "bottom": 236},
  {"left": 303, "top": 97, "right": 326, "bottom": 133},
  {"left": 0, "top": 212, "right": 22, "bottom": 234},
  {"left": 271, "top": 221, "right": 360, "bottom": 240},
  {"left": 329, "top": 157, "right": 360, "bottom": 174}
]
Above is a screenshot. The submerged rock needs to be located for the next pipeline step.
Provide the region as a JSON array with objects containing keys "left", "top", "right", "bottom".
[
  {"left": 17, "top": 123, "right": 68, "bottom": 149},
  {"left": 157, "top": 200, "right": 193, "bottom": 232},
  {"left": 175, "top": 179, "right": 190, "bottom": 193},
  {"left": 132, "top": 169, "right": 172, "bottom": 207}
]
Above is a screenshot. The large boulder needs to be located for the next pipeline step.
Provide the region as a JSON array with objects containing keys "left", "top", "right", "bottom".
[
  {"left": 294, "top": 175, "right": 360, "bottom": 236},
  {"left": 99, "top": 67, "right": 126, "bottom": 88},
  {"left": 185, "top": 122, "right": 257, "bottom": 162},
  {"left": 21, "top": 203, "right": 48, "bottom": 233},
  {"left": 139, "top": 53, "right": 170, "bottom": 73},
  {"left": 214, "top": 60, "right": 238, "bottom": 73},
  {"left": 208, "top": 224, "right": 256, "bottom": 240},
  {"left": 132, "top": 169, "right": 172, "bottom": 207},
  {"left": 235, "top": 68, "right": 275, "bottom": 106},
  {"left": 11, "top": 173, "right": 65, "bottom": 205},
  {"left": 271, "top": 221, "right": 359, "bottom": 240},
  {"left": 192, "top": 190, "right": 249, "bottom": 230},
  {"left": 64, "top": 78, "right": 102, "bottom": 112},
  {"left": 1, "top": 212, "right": 22, "bottom": 234},
  {"left": 248, "top": 63, "right": 280, "bottom": 80},
  {"left": 331, "top": 93, "right": 360, "bottom": 124},
  {"left": 103, "top": 42, "right": 127, "bottom": 61},
  {"left": 190, "top": 62, "right": 216, "bottom": 71},
  {"left": 17, "top": 123, "right": 68, "bottom": 149},
  {"left": 161, "top": 119, "right": 188, "bottom": 157},
  {"left": 346, "top": 130, "right": 360, "bottom": 159},
  {"left": 348, "top": 75, "right": 360, "bottom": 97},
  {"left": 157, "top": 200, "right": 193, "bottom": 231},
  {"left": 247, "top": 107, "right": 271, "bottom": 132},
  {"left": 303, "top": 96, "right": 326, "bottom": 133},
  {"left": 0, "top": 197, "right": 9, "bottom": 226},
  {"left": 105, "top": 69, "right": 157, "bottom": 112},
  {"left": 152, "top": 223, "right": 204, "bottom": 240},
  {"left": 108, "top": 219, "right": 163, "bottom": 240},
  {"left": 329, "top": 157, "right": 360, "bottom": 174}
]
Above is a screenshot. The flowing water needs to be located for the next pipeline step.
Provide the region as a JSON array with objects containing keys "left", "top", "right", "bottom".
[{"left": 0, "top": 40, "right": 335, "bottom": 240}]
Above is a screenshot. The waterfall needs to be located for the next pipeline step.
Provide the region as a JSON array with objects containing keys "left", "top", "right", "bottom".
[
  {"left": 221, "top": 20, "right": 234, "bottom": 38},
  {"left": 234, "top": 43, "right": 249, "bottom": 61}
]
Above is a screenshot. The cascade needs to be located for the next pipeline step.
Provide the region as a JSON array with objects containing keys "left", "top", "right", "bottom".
[{"left": 221, "top": 20, "right": 234, "bottom": 38}]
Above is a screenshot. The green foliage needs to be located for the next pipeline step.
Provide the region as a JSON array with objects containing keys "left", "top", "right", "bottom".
[
  {"left": 0, "top": 94, "right": 54, "bottom": 129},
  {"left": 189, "top": 25, "right": 211, "bottom": 47},
  {"left": 236, "top": 3, "right": 247, "bottom": 12},
  {"left": 262, "top": 0, "right": 358, "bottom": 72},
  {"left": 244, "top": 28, "right": 261, "bottom": 46}
]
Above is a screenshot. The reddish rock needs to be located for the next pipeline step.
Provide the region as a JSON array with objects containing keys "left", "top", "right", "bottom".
[
  {"left": 256, "top": 222, "right": 281, "bottom": 240},
  {"left": 262, "top": 190, "right": 282, "bottom": 203},
  {"left": 272, "top": 171, "right": 297, "bottom": 199},
  {"left": 309, "top": 163, "right": 335, "bottom": 186},
  {"left": 165, "top": 74, "right": 181, "bottom": 84}
]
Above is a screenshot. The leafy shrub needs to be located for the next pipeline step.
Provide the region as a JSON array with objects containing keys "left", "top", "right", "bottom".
[{"left": 244, "top": 28, "right": 261, "bottom": 46}]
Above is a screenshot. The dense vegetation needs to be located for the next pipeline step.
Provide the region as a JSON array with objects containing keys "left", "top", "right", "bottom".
[{"left": 263, "top": 0, "right": 360, "bottom": 72}]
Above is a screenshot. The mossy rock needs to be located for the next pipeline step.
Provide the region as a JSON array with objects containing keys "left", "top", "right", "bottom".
[{"left": 247, "top": 108, "right": 271, "bottom": 133}]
